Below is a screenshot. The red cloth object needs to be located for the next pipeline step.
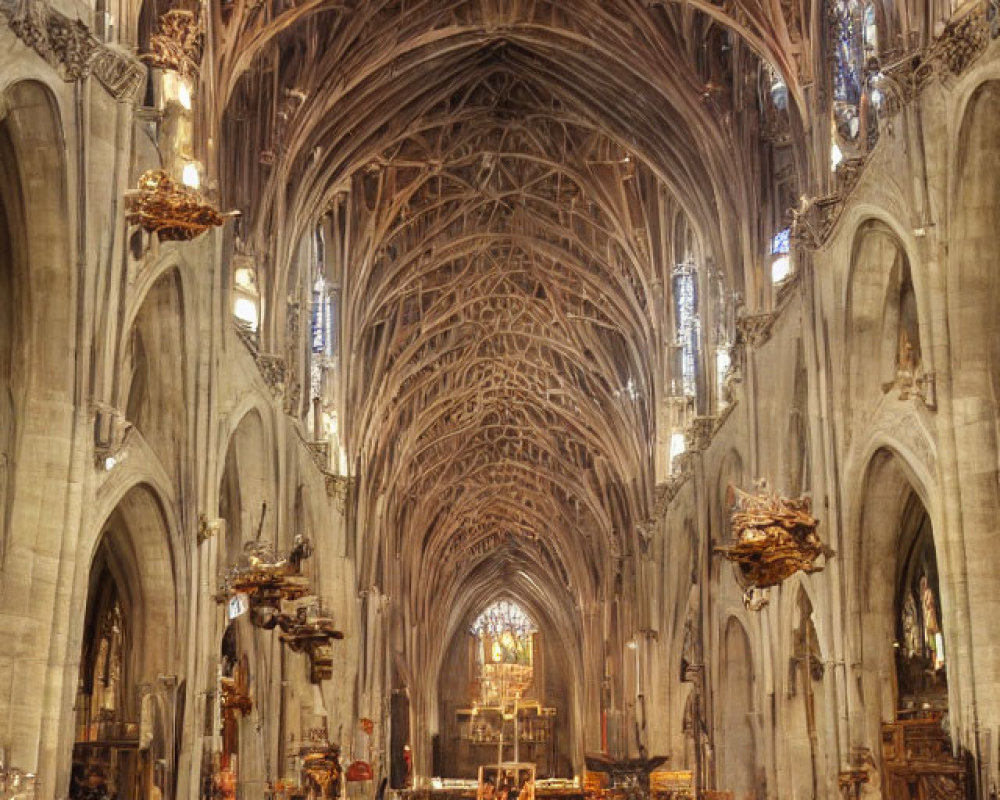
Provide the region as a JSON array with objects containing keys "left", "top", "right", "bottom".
[{"left": 346, "top": 761, "right": 374, "bottom": 782}]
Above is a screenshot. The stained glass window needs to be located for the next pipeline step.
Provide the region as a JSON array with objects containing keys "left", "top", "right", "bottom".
[
  {"left": 472, "top": 599, "right": 536, "bottom": 687},
  {"left": 673, "top": 263, "right": 700, "bottom": 397},
  {"left": 895, "top": 516, "right": 948, "bottom": 709},
  {"left": 830, "top": 0, "right": 879, "bottom": 148},
  {"left": 472, "top": 599, "right": 537, "bottom": 639},
  {"left": 771, "top": 227, "right": 793, "bottom": 283},
  {"left": 771, "top": 227, "right": 791, "bottom": 255},
  {"left": 311, "top": 277, "right": 329, "bottom": 354},
  {"left": 831, "top": 0, "right": 863, "bottom": 107}
]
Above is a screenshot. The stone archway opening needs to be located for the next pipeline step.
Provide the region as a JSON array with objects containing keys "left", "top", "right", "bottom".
[
  {"left": 858, "top": 449, "right": 966, "bottom": 800},
  {"left": 717, "top": 617, "right": 757, "bottom": 800},
  {"left": 435, "top": 597, "right": 575, "bottom": 781},
  {"left": 71, "top": 484, "right": 179, "bottom": 800}
]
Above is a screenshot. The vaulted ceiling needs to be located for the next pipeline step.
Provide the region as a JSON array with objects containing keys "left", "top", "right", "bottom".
[{"left": 206, "top": 0, "right": 802, "bottom": 649}]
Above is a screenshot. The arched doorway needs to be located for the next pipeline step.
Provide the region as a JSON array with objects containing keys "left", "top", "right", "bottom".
[
  {"left": 857, "top": 449, "right": 965, "bottom": 800},
  {"left": 71, "top": 484, "right": 180, "bottom": 800},
  {"left": 893, "top": 498, "right": 947, "bottom": 716}
]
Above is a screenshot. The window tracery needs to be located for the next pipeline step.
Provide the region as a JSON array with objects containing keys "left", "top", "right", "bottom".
[
  {"left": 673, "top": 263, "right": 700, "bottom": 399},
  {"left": 308, "top": 218, "right": 340, "bottom": 446},
  {"left": 667, "top": 216, "right": 705, "bottom": 466},
  {"left": 671, "top": 218, "right": 700, "bottom": 401},
  {"left": 311, "top": 276, "right": 333, "bottom": 358},
  {"left": 832, "top": 1, "right": 864, "bottom": 112},
  {"left": 471, "top": 599, "right": 537, "bottom": 643},
  {"left": 311, "top": 224, "right": 331, "bottom": 359},
  {"left": 471, "top": 600, "right": 537, "bottom": 706}
]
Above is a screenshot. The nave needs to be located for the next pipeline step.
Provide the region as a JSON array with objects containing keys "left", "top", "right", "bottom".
[{"left": 1, "top": 1, "right": 1000, "bottom": 799}]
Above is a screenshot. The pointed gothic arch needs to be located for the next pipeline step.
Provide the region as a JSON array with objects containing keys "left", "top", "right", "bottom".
[
  {"left": 718, "top": 616, "right": 758, "bottom": 800},
  {"left": 218, "top": 406, "right": 276, "bottom": 568},
  {"left": 72, "top": 482, "right": 180, "bottom": 800},
  {"left": 846, "top": 219, "right": 923, "bottom": 408}
]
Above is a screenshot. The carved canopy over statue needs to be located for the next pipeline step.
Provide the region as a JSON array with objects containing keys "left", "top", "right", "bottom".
[{"left": 716, "top": 483, "right": 834, "bottom": 596}]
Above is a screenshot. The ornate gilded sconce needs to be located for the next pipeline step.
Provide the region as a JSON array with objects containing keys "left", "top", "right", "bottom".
[
  {"left": 215, "top": 536, "right": 313, "bottom": 622},
  {"left": 141, "top": 8, "right": 203, "bottom": 77},
  {"left": 716, "top": 481, "right": 834, "bottom": 609},
  {"left": 217, "top": 539, "right": 344, "bottom": 682},
  {"left": 126, "top": 170, "right": 226, "bottom": 241}
]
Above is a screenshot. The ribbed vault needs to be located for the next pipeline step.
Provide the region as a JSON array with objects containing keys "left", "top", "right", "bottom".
[
  {"left": 209, "top": 0, "right": 782, "bottom": 758},
  {"left": 342, "top": 76, "right": 664, "bottom": 628}
]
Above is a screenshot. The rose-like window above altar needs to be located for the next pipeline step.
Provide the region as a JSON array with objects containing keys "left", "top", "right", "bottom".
[{"left": 471, "top": 600, "right": 538, "bottom": 704}]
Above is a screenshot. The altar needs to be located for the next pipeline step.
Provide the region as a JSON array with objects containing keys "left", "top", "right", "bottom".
[{"left": 401, "top": 777, "right": 584, "bottom": 800}]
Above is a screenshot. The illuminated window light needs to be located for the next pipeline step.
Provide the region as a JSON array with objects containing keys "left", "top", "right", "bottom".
[
  {"left": 670, "top": 431, "right": 686, "bottom": 464},
  {"left": 471, "top": 599, "right": 536, "bottom": 638},
  {"left": 177, "top": 79, "right": 192, "bottom": 111},
  {"left": 234, "top": 266, "right": 257, "bottom": 291},
  {"left": 770, "top": 78, "right": 788, "bottom": 111},
  {"left": 104, "top": 450, "right": 127, "bottom": 471},
  {"left": 161, "top": 71, "right": 193, "bottom": 111},
  {"left": 181, "top": 162, "right": 200, "bottom": 190},
  {"left": 716, "top": 347, "right": 731, "bottom": 398},
  {"left": 771, "top": 254, "right": 792, "bottom": 284},
  {"left": 233, "top": 296, "right": 259, "bottom": 330},
  {"left": 831, "top": 142, "right": 844, "bottom": 170}
]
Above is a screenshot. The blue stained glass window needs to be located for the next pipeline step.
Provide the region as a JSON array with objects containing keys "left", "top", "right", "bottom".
[
  {"left": 312, "top": 277, "right": 329, "bottom": 355},
  {"left": 832, "top": 0, "right": 862, "bottom": 105},
  {"left": 772, "top": 227, "right": 791, "bottom": 255}
]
